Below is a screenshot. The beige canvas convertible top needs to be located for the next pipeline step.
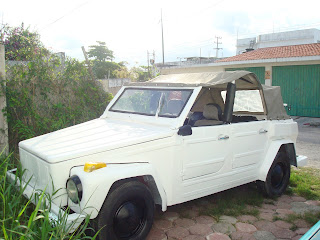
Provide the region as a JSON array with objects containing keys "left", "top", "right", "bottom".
[
  {"left": 130, "top": 71, "right": 261, "bottom": 90},
  {"left": 128, "top": 71, "right": 289, "bottom": 120}
]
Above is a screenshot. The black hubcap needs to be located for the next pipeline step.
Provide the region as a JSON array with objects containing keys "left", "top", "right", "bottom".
[
  {"left": 113, "top": 201, "right": 145, "bottom": 238},
  {"left": 271, "top": 163, "right": 285, "bottom": 189}
]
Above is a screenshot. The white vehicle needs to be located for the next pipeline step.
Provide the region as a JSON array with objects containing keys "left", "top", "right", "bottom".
[{"left": 7, "top": 71, "right": 307, "bottom": 240}]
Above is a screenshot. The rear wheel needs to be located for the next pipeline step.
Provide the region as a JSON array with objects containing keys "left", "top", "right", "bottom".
[
  {"left": 257, "top": 152, "right": 290, "bottom": 197},
  {"left": 94, "top": 181, "right": 154, "bottom": 240}
]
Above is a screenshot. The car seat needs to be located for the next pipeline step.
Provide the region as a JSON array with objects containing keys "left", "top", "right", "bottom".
[{"left": 193, "top": 104, "right": 223, "bottom": 126}]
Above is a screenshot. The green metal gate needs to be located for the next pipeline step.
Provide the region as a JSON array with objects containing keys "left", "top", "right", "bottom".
[
  {"left": 272, "top": 65, "right": 320, "bottom": 117},
  {"left": 225, "top": 67, "right": 265, "bottom": 84}
]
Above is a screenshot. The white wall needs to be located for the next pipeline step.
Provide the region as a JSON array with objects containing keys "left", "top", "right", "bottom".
[{"left": 236, "top": 29, "right": 320, "bottom": 54}]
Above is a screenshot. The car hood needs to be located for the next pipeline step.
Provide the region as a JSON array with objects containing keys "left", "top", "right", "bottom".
[{"left": 19, "top": 118, "right": 174, "bottom": 164}]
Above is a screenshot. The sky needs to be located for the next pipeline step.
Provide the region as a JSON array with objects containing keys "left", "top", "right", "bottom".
[{"left": 2, "top": 0, "right": 320, "bottom": 67}]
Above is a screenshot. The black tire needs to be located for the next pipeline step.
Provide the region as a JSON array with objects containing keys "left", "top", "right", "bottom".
[
  {"left": 94, "top": 181, "right": 154, "bottom": 240},
  {"left": 257, "top": 152, "right": 290, "bottom": 198}
]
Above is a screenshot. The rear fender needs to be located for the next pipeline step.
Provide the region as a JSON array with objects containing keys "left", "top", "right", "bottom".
[
  {"left": 68, "top": 163, "right": 167, "bottom": 219},
  {"left": 258, "top": 140, "right": 295, "bottom": 181}
]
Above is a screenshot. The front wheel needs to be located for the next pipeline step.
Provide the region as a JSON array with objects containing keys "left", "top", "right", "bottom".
[
  {"left": 94, "top": 181, "right": 154, "bottom": 240},
  {"left": 257, "top": 152, "right": 290, "bottom": 198}
]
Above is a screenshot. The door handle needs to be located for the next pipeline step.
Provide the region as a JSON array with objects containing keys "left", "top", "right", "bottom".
[
  {"left": 259, "top": 129, "right": 268, "bottom": 134},
  {"left": 219, "top": 135, "right": 229, "bottom": 140}
]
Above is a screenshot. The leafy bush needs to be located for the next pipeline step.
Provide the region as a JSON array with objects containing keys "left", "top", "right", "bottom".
[
  {"left": 4, "top": 54, "right": 112, "bottom": 152},
  {"left": 1, "top": 23, "right": 47, "bottom": 61}
]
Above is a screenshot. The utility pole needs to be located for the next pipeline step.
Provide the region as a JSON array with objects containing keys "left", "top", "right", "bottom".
[
  {"left": 81, "top": 46, "right": 95, "bottom": 81},
  {"left": 147, "top": 50, "right": 155, "bottom": 79},
  {"left": 147, "top": 50, "right": 150, "bottom": 79},
  {"left": 161, "top": 9, "right": 165, "bottom": 65},
  {"left": 213, "top": 36, "right": 223, "bottom": 58}
]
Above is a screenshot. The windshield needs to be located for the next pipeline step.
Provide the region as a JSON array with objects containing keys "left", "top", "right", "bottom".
[{"left": 110, "top": 88, "right": 193, "bottom": 118}]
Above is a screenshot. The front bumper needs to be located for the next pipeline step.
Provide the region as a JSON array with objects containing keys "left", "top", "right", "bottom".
[
  {"left": 6, "top": 168, "right": 86, "bottom": 233},
  {"left": 297, "top": 155, "right": 308, "bottom": 167}
]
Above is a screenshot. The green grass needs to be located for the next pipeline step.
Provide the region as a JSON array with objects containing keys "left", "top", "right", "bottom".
[
  {"left": 199, "top": 184, "right": 264, "bottom": 218},
  {"left": 304, "top": 212, "right": 320, "bottom": 226},
  {"left": 0, "top": 153, "right": 97, "bottom": 240},
  {"left": 277, "top": 212, "right": 320, "bottom": 227},
  {"left": 290, "top": 167, "right": 320, "bottom": 200}
]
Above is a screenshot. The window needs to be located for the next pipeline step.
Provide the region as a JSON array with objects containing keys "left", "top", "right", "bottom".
[
  {"left": 110, "top": 88, "right": 193, "bottom": 118},
  {"left": 222, "top": 90, "right": 264, "bottom": 113}
]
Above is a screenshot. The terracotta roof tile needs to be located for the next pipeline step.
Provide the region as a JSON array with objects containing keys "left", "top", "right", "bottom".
[{"left": 217, "top": 43, "right": 320, "bottom": 63}]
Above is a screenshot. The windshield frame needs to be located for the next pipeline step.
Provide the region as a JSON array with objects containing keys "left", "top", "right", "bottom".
[{"left": 109, "top": 87, "right": 194, "bottom": 118}]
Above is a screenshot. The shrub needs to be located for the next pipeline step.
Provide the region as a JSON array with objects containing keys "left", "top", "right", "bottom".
[{"left": 4, "top": 54, "right": 112, "bottom": 153}]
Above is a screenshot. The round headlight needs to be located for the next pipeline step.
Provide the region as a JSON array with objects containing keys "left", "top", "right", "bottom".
[{"left": 66, "top": 175, "right": 82, "bottom": 204}]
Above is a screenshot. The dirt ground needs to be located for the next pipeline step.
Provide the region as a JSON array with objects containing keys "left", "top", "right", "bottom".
[{"left": 294, "top": 117, "right": 320, "bottom": 169}]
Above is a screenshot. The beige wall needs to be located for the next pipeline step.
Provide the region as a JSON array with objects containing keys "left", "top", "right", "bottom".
[
  {"left": 0, "top": 45, "right": 8, "bottom": 155},
  {"left": 98, "top": 78, "right": 130, "bottom": 96}
]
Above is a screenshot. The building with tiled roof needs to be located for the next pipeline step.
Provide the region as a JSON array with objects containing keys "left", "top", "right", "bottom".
[{"left": 217, "top": 43, "right": 320, "bottom": 63}]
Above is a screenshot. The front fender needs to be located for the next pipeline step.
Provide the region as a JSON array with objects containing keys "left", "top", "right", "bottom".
[
  {"left": 258, "top": 140, "right": 294, "bottom": 181},
  {"left": 68, "top": 163, "right": 167, "bottom": 219}
]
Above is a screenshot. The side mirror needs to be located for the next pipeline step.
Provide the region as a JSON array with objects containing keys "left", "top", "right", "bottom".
[{"left": 178, "top": 125, "right": 192, "bottom": 136}]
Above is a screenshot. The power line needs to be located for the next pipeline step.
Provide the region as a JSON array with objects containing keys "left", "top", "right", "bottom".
[{"left": 40, "top": 0, "right": 92, "bottom": 31}]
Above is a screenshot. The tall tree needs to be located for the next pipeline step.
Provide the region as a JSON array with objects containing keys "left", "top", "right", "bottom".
[
  {"left": 88, "top": 41, "right": 114, "bottom": 62},
  {"left": 87, "top": 41, "right": 120, "bottom": 79}
]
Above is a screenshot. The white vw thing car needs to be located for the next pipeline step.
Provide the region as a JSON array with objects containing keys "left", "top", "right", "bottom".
[{"left": 7, "top": 71, "right": 307, "bottom": 240}]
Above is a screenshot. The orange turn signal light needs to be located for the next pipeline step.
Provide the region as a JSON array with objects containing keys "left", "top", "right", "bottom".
[{"left": 84, "top": 162, "right": 107, "bottom": 173}]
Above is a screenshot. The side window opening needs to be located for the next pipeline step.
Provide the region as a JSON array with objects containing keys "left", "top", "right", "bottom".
[
  {"left": 184, "top": 87, "right": 265, "bottom": 127},
  {"left": 185, "top": 88, "right": 225, "bottom": 127},
  {"left": 221, "top": 89, "right": 265, "bottom": 123}
]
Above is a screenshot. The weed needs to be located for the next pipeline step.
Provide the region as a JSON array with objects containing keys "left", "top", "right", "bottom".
[
  {"left": 290, "top": 225, "right": 298, "bottom": 231},
  {"left": 285, "top": 186, "right": 294, "bottom": 196},
  {"left": 284, "top": 213, "right": 301, "bottom": 223},
  {"left": 0, "top": 153, "right": 97, "bottom": 239},
  {"left": 281, "top": 212, "right": 320, "bottom": 227},
  {"left": 272, "top": 216, "right": 283, "bottom": 221},
  {"left": 304, "top": 212, "right": 320, "bottom": 226}
]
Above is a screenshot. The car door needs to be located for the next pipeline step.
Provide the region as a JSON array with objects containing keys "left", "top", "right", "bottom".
[
  {"left": 180, "top": 124, "right": 232, "bottom": 201},
  {"left": 228, "top": 89, "right": 269, "bottom": 174},
  {"left": 230, "top": 120, "right": 269, "bottom": 170}
]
